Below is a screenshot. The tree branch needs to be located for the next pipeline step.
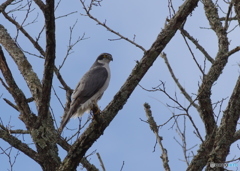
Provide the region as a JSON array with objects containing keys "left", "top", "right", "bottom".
[
  {"left": 144, "top": 103, "right": 170, "bottom": 171},
  {"left": 0, "top": 46, "right": 37, "bottom": 128},
  {"left": 0, "top": 130, "right": 41, "bottom": 164},
  {"left": 38, "top": 0, "right": 56, "bottom": 120},
  {"left": 187, "top": 0, "right": 231, "bottom": 170},
  {"left": 0, "top": 25, "right": 43, "bottom": 106},
  {"left": 33, "top": 0, "right": 45, "bottom": 13},
  {"left": 3, "top": 98, "right": 19, "bottom": 111},
  {"left": 207, "top": 76, "right": 240, "bottom": 168},
  {"left": 0, "top": 0, "right": 14, "bottom": 13},
  {"left": 233, "top": 0, "right": 240, "bottom": 25},
  {"left": 198, "top": 0, "right": 229, "bottom": 136},
  {"left": 56, "top": 136, "right": 99, "bottom": 171},
  {"left": 233, "top": 129, "right": 240, "bottom": 143},
  {"left": 30, "top": 1, "right": 61, "bottom": 170}
]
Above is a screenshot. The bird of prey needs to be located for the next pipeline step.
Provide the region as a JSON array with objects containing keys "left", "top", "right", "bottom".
[{"left": 59, "top": 53, "right": 113, "bottom": 133}]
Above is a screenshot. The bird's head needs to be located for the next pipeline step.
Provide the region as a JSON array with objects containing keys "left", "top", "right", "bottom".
[{"left": 96, "top": 53, "right": 113, "bottom": 64}]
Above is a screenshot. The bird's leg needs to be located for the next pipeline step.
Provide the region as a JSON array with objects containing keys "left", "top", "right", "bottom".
[
  {"left": 90, "top": 103, "right": 100, "bottom": 124},
  {"left": 91, "top": 102, "right": 101, "bottom": 115}
]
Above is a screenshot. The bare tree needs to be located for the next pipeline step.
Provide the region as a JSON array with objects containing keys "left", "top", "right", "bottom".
[{"left": 0, "top": 0, "right": 239, "bottom": 171}]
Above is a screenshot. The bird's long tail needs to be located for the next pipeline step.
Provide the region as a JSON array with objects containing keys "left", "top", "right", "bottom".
[
  {"left": 58, "top": 99, "right": 83, "bottom": 133},
  {"left": 58, "top": 110, "right": 72, "bottom": 134}
]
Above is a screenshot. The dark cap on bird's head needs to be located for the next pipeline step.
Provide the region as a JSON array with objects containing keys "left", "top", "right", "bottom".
[{"left": 97, "top": 53, "right": 113, "bottom": 62}]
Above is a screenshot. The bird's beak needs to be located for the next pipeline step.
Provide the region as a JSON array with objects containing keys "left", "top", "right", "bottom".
[{"left": 109, "top": 55, "right": 113, "bottom": 61}]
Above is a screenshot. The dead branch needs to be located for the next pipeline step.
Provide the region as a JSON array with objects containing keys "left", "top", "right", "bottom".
[{"left": 144, "top": 103, "right": 171, "bottom": 171}]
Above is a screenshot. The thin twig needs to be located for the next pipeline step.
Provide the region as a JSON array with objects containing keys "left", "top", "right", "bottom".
[
  {"left": 223, "top": 1, "right": 233, "bottom": 31},
  {"left": 158, "top": 114, "right": 187, "bottom": 127},
  {"left": 66, "top": 118, "right": 91, "bottom": 142},
  {"left": 0, "top": 146, "right": 20, "bottom": 171},
  {"left": 96, "top": 152, "right": 106, "bottom": 171},
  {"left": 180, "top": 30, "right": 207, "bottom": 75},
  {"left": 59, "top": 20, "right": 88, "bottom": 70},
  {"left": 79, "top": 0, "right": 146, "bottom": 52},
  {"left": 140, "top": 82, "right": 203, "bottom": 142},
  {"left": 52, "top": 86, "right": 64, "bottom": 109},
  {"left": 56, "top": 11, "right": 78, "bottom": 19},
  {"left": 120, "top": 161, "right": 125, "bottom": 171},
  {"left": 227, "top": 46, "right": 240, "bottom": 57}
]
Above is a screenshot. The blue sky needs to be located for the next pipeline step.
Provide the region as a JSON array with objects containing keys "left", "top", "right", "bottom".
[{"left": 0, "top": 0, "right": 240, "bottom": 170}]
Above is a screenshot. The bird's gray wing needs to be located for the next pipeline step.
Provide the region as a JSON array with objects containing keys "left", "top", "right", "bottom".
[
  {"left": 58, "top": 66, "right": 108, "bottom": 133},
  {"left": 71, "top": 66, "right": 108, "bottom": 106}
]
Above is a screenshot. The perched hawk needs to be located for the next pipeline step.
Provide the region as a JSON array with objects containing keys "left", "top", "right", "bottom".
[{"left": 59, "top": 53, "right": 113, "bottom": 133}]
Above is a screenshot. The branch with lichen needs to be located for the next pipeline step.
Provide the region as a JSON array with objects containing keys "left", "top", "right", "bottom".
[
  {"left": 0, "top": 25, "right": 43, "bottom": 105},
  {"left": 187, "top": 1, "right": 233, "bottom": 170},
  {"left": 144, "top": 103, "right": 171, "bottom": 171}
]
